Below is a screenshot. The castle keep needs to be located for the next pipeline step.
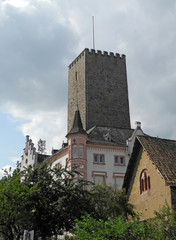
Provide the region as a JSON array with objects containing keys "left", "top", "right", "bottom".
[{"left": 68, "top": 48, "right": 131, "bottom": 132}]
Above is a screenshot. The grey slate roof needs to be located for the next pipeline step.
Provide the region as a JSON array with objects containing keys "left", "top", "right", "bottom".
[
  {"left": 87, "top": 126, "right": 134, "bottom": 146},
  {"left": 67, "top": 108, "right": 87, "bottom": 136}
]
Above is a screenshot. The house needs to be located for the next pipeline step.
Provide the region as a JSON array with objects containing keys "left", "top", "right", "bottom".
[
  {"left": 20, "top": 135, "right": 50, "bottom": 170},
  {"left": 20, "top": 48, "right": 144, "bottom": 189},
  {"left": 123, "top": 135, "right": 176, "bottom": 220}
]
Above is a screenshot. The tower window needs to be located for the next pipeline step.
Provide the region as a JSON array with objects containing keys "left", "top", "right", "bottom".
[
  {"left": 79, "top": 145, "right": 84, "bottom": 158},
  {"left": 72, "top": 145, "right": 78, "bottom": 158},
  {"left": 140, "top": 170, "right": 151, "bottom": 194},
  {"left": 75, "top": 71, "right": 77, "bottom": 81}
]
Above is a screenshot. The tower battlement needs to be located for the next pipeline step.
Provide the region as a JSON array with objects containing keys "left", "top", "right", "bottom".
[{"left": 69, "top": 48, "right": 126, "bottom": 69}]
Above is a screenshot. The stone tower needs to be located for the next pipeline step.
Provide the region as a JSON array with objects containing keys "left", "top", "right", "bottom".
[{"left": 68, "top": 48, "right": 131, "bottom": 132}]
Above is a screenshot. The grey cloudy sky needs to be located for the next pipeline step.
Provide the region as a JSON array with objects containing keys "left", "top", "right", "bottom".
[{"left": 0, "top": 0, "right": 176, "bottom": 176}]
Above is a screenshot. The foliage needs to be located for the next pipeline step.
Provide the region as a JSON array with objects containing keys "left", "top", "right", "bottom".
[
  {"left": 153, "top": 203, "right": 176, "bottom": 239},
  {"left": 71, "top": 204, "right": 176, "bottom": 240},
  {"left": 89, "top": 184, "right": 134, "bottom": 220},
  {"left": 71, "top": 214, "right": 156, "bottom": 240},
  {"left": 3, "top": 164, "right": 176, "bottom": 240},
  {"left": 21, "top": 164, "right": 92, "bottom": 239},
  {"left": 0, "top": 164, "right": 92, "bottom": 240},
  {"left": 0, "top": 169, "right": 38, "bottom": 240}
]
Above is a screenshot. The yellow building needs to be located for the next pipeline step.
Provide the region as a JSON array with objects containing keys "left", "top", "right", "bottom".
[{"left": 123, "top": 136, "right": 176, "bottom": 220}]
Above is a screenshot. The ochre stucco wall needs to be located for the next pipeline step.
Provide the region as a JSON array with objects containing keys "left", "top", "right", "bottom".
[{"left": 129, "top": 149, "right": 171, "bottom": 220}]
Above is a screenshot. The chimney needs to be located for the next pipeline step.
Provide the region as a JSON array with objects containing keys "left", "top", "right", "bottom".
[{"left": 135, "top": 121, "right": 141, "bottom": 129}]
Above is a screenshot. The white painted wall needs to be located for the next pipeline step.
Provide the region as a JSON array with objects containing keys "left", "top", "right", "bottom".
[
  {"left": 51, "top": 153, "right": 68, "bottom": 169},
  {"left": 87, "top": 146, "right": 130, "bottom": 189}
]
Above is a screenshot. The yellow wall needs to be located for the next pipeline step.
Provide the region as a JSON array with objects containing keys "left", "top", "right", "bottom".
[{"left": 129, "top": 149, "right": 171, "bottom": 220}]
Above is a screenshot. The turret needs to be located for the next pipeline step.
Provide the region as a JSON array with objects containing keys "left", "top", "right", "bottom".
[{"left": 66, "top": 106, "right": 87, "bottom": 180}]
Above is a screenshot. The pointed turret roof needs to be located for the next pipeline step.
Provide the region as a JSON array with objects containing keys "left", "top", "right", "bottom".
[{"left": 67, "top": 106, "right": 87, "bottom": 136}]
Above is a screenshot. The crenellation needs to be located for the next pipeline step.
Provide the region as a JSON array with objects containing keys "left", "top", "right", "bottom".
[
  {"left": 103, "top": 51, "right": 108, "bottom": 55},
  {"left": 69, "top": 48, "right": 126, "bottom": 69},
  {"left": 69, "top": 49, "right": 85, "bottom": 69}
]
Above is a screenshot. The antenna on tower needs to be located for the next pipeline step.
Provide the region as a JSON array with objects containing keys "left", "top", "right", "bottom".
[{"left": 92, "top": 16, "right": 95, "bottom": 49}]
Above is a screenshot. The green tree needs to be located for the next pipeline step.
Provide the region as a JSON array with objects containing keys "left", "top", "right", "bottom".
[
  {"left": 0, "top": 169, "right": 38, "bottom": 239},
  {"left": 0, "top": 164, "right": 92, "bottom": 240},
  {"left": 21, "top": 164, "right": 92, "bottom": 239},
  {"left": 89, "top": 184, "right": 134, "bottom": 220}
]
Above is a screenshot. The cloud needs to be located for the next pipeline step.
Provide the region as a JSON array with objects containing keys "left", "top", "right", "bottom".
[
  {"left": 19, "top": 108, "right": 67, "bottom": 154},
  {"left": 0, "top": 0, "right": 79, "bottom": 112}
]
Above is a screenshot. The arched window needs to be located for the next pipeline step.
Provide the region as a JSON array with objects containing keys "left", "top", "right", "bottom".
[{"left": 140, "top": 170, "right": 151, "bottom": 194}]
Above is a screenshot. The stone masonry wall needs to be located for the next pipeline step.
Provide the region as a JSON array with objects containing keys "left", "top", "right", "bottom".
[
  {"left": 68, "top": 50, "right": 86, "bottom": 132},
  {"left": 68, "top": 48, "right": 131, "bottom": 132}
]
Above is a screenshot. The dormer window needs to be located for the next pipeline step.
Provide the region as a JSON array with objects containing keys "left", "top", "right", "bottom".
[{"left": 103, "top": 132, "right": 112, "bottom": 142}]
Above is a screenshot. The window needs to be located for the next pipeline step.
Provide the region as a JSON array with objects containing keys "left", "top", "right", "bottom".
[
  {"left": 75, "top": 71, "right": 77, "bottom": 81},
  {"left": 93, "top": 171, "right": 107, "bottom": 184},
  {"left": 120, "top": 157, "right": 124, "bottom": 165},
  {"left": 94, "top": 175, "right": 104, "bottom": 184},
  {"left": 100, "top": 155, "right": 104, "bottom": 163},
  {"left": 93, "top": 154, "right": 105, "bottom": 164},
  {"left": 79, "top": 145, "right": 84, "bottom": 158},
  {"left": 114, "top": 156, "right": 125, "bottom": 165},
  {"left": 72, "top": 145, "right": 78, "bottom": 158},
  {"left": 140, "top": 170, "right": 151, "bottom": 194},
  {"left": 55, "top": 163, "right": 60, "bottom": 168},
  {"left": 114, "top": 156, "right": 119, "bottom": 164},
  {"left": 25, "top": 159, "right": 28, "bottom": 164},
  {"left": 113, "top": 173, "right": 125, "bottom": 189},
  {"left": 94, "top": 154, "right": 98, "bottom": 163}
]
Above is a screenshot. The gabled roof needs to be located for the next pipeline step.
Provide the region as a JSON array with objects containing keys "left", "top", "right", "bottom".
[
  {"left": 87, "top": 126, "right": 134, "bottom": 146},
  {"left": 67, "top": 108, "right": 87, "bottom": 136},
  {"left": 123, "top": 136, "right": 176, "bottom": 192}
]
